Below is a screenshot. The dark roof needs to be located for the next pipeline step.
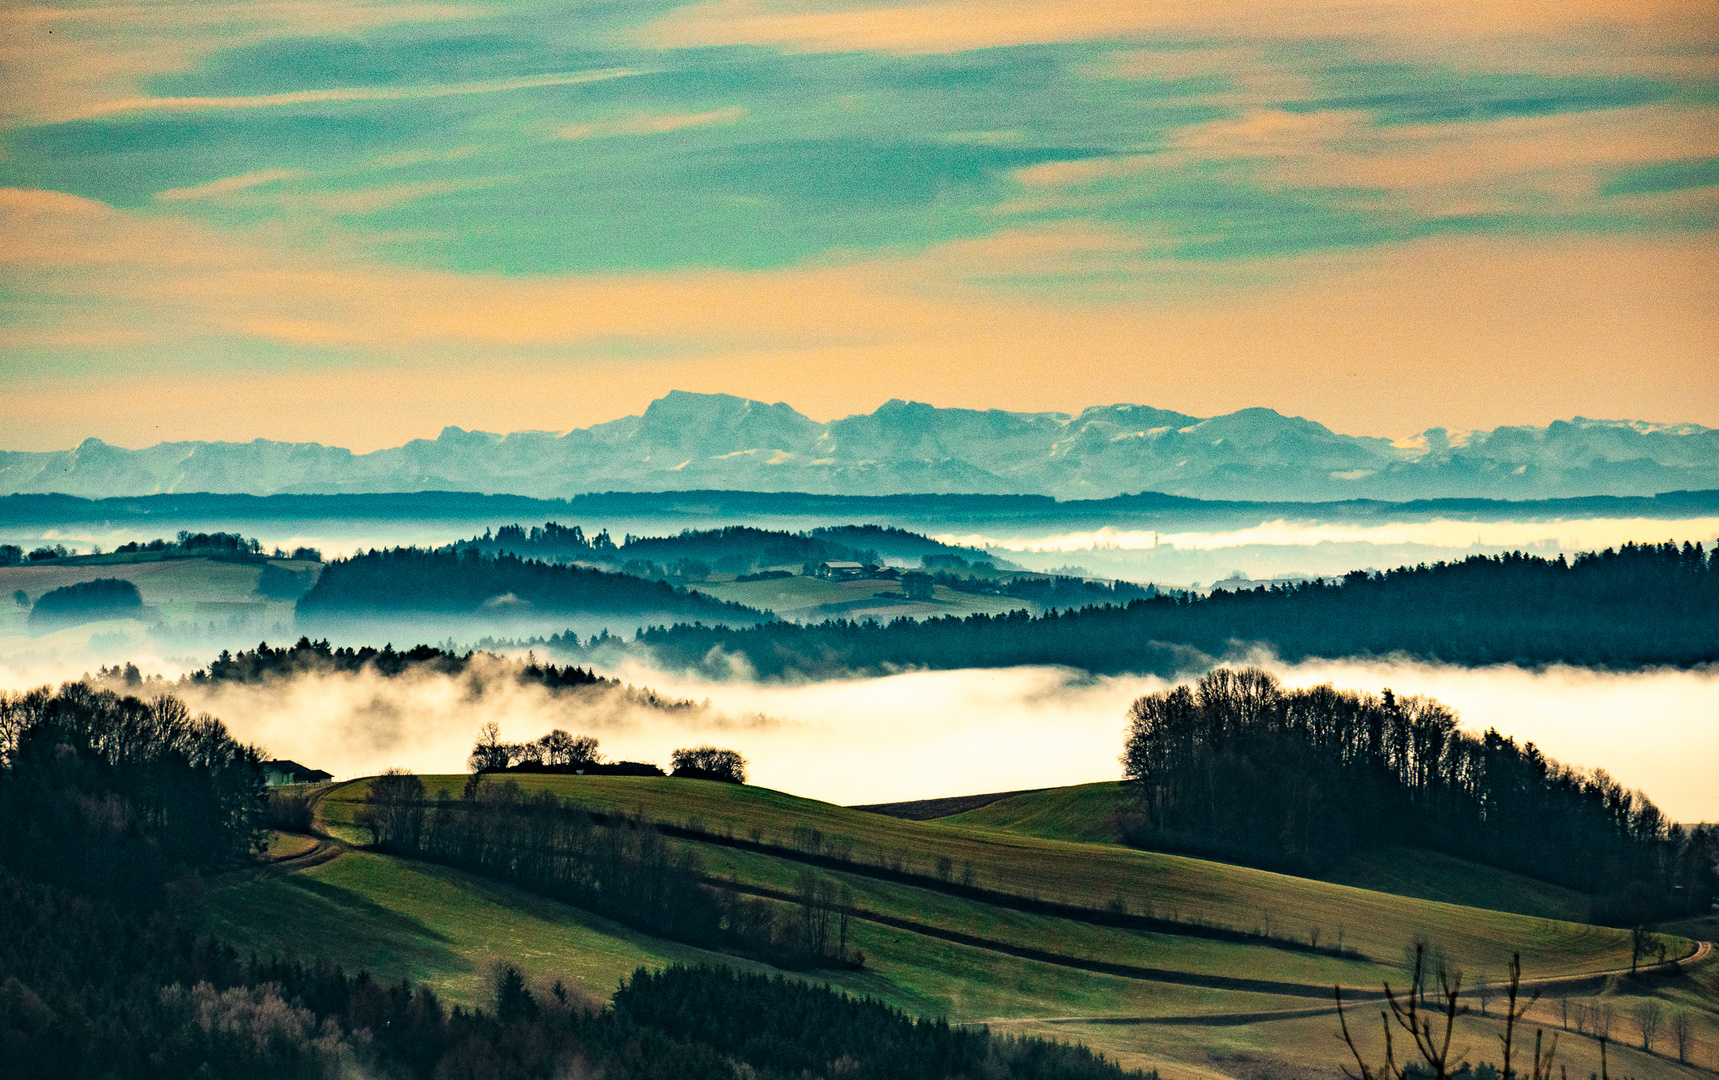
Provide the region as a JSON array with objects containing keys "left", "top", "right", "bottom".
[{"left": 263, "top": 759, "right": 333, "bottom": 782}]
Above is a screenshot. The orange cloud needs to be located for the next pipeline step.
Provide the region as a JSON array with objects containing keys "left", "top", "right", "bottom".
[
  {"left": 634, "top": 0, "right": 1717, "bottom": 56},
  {"left": 71, "top": 69, "right": 638, "bottom": 122},
  {"left": 1004, "top": 103, "right": 1719, "bottom": 221},
  {"left": 2, "top": 187, "right": 1716, "bottom": 450}
]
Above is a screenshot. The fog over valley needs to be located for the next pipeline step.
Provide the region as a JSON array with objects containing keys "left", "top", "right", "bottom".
[{"left": 3, "top": 647, "right": 1712, "bottom": 822}]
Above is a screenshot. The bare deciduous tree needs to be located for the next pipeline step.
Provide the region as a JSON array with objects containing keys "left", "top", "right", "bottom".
[
  {"left": 467, "top": 721, "right": 510, "bottom": 772},
  {"left": 1337, "top": 944, "right": 1466, "bottom": 1080},
  {"left": 1337, "top": 949, "right": 1559, "bottom": 1080},
  {"left": 1632, "top": 998, "right": 1663, "bottom": 1052},
  {"left": 1593, "top": 1001, "right": 1614, "bottom": 1040},
  {"left": 1669, "top": 1008, "right": 1693, "bottom": 1063},
  {"left": 1496, "top": 953, "right": 1557, "bottom": 1080},
  {"left": 355, "top": 767, "right": 425, "bottom": 848}
]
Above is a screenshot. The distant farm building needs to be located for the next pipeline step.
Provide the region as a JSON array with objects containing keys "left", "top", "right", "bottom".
[
  {"left": 263, "top": 759, "right": 333, "bottom": 786},
  {"left": 813, "top": 561, "right": 899, "bottom": 581}
]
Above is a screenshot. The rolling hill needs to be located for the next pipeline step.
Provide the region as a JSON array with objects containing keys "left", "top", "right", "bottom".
[{"left": 207, "top": 773, "right": 1719, "bottom": 1078}]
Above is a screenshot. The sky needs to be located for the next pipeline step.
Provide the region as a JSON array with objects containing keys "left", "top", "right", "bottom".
[{"left": 2, "top": 0, "right": 1717, "bottom": 451}]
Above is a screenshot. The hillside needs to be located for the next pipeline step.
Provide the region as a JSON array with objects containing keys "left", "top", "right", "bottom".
[
  {"left": 569, "top": 542, "right": 1719, "bottom": 675},
  {"left": 0, "top": 552, "right": 320, "bottom": 638},
  {"left": 937, "top": 784, "right": 1599, "bottom": 923},
  {"left": 5, "top": 392, "right": 1717, "bottom": 501},
  {"left": 295, "top": 547, "right": 769, "bottom": 624},
  {"left": 463, "top": 521, "right": 1007, "bottom": 575},
  {"left": 210, "top": 774, "right": 1718, "bottom": 1078}
]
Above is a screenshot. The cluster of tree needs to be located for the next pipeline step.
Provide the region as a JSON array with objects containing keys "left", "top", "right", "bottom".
[
  {"left": 113, "top": 531, "right": 263, "bottom": 556},
  {"left": 295, "top": 546, "right": 770, "bottom": 621},
  {"left": 0, "top": 683, "right": 265, "bottom": 905},
  {"left": 5, "top": 532, "right": 319, "bottom": 570},
  {"left": 0, "top": 866, "right": 1138, "bottom": 1079},
  {"left": 613, "top": 964, "right": 1139, "bottom": 1080},
  {"left": 186, "top": 637, "right": 611, "bottom": 692},
  {"left": 465, "top": 522, "right": 884, "bottom": 577},
  {"left": 464, "top": 724, "right": 747, "bottom": 782},
  {"left": 572, "top": 543, "right": 1718, "bottom": 676},
  {"left": 1121, "top": 668, "right": 1718, "bottom": 923},
  {"left": 360, "top": 773, "right": 857, "bottom": 970},
  {"left": 670, "top": 745, "right": 748, "bottom": 783},
  {"left": 482, "top": 521, "right": 620, "bottom": 557},
  {"left": 924, "top": 571, "right": 1153, "bottom": 607},
  {"left": 26, "top": 577, "right": 144, "bottom": 628},
  {"left": 466, "top": 720, "right": 606, "bottom": 772},
  {"left": 2, "top": 543, "right": 73, "bottom": 563}
]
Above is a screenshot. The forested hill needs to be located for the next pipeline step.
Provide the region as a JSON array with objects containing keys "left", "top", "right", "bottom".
[
  {"left": 568, "top": 543, "right": 1716, "bottom": 676},
  {"left": 460, "top": 521, "right": 998, "bottom": 576},
  {"left": 296, "top": 548, "right": 770, "bottom": 622},
  {"left": 185, "top": 638, "right": 611, "bottom": 691}
]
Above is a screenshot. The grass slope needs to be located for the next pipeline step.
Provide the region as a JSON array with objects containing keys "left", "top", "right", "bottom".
[
  {"left": 944, "top": 783, "right": 1599, "bottom": 923},
  {"left": 320, "top": 776, "right": 1656, "bottom": 980},
  {"left": 214, "top": 777, "right": 1719, "bottom": 1079},
  {"left": 0, "top": 556, "right": 313, "bottom": 638},
  {"left": 203, "top": 850, "right": 764, "bottom": 1008}
]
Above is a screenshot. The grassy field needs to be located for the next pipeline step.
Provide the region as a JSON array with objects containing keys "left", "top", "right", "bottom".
[
  {"left": 202, "top": 849, "right": 761, "bottom": 1008},
  {"left": 693, "top": 573, "right": 1031, "bottom": 622},
  {"left": 0, "top": 555, "right": 316, "bottom": 642},
  {"left": 944, "top": 783, "right": 1597, "bottom": 923},
  {"left": 319, "top": 775, "right": 1662, "bottom": 980},
  {"left": 212, "top": 774, "right": 1719, "bottom": 1079}
]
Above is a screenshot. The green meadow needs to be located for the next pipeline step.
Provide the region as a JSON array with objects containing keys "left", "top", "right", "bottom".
[
  {"left": 0, "top": 554, "right": 317, "bottom": 640},
  {"left": 319, "top": 775, "right": 1653, "bottom": 978},
  {"left": 203, "top": 773, "right": 1719, "bottom": 1077}
]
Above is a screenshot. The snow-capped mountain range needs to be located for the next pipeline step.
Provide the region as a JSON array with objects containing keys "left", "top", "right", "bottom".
[{"left": 3, "top": 392, "right": 1715, "bottom": 502}]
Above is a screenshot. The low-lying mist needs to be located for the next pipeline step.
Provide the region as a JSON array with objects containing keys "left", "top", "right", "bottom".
[
  {"left": 3, "top": 648, "right": 1712, "bottom": 821},
  {"left": 954, "top": 516, "right": 1719, "bottom": 584}
]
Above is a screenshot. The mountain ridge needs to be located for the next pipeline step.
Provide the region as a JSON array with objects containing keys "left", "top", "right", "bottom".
[{"left": 3, "top": 391, "right": 1715, "bottom": 501}]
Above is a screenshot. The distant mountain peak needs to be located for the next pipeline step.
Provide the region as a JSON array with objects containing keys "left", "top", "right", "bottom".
[{"left": 2, "top": 394, "right": 1713, "bottom": 502}]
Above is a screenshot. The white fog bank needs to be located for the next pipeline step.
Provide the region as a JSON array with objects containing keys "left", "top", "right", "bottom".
[{"left": 2, "top": 653, "right": 1713, "bottom": 821}]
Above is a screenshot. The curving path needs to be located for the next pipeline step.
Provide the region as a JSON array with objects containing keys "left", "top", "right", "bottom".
[{"left": 985, "top": 937, "right": 1716, "bottom": 1029}]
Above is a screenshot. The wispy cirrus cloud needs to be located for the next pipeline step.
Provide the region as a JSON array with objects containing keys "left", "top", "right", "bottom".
[
  {"left": 156, "top": 167, "right": 307, "bottom": 202},
  {"left": 4, "top": 188, "right": 1716, "bottom": 449},
  {"left": 554, "top": 106, "right": 746, "bottom": 141},
  {"left": 0, "top": 0, "right": 490, "bottom": 128},
  {"left": 1005, "top": 101, "right": 1719, "bottom": 225},
  {"left": 71, "top": 69, "right": 640, "bottom": 121},
  {"left": 633, "top": 0, "right": 1718, "bottom": 55}
]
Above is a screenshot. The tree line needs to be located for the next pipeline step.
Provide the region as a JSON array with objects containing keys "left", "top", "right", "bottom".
[
  {"left": 568, "top": 542, "right": 1718, "bottom": 676},
  {"left": 1120, "top": 668, "right": 1718, "bottom": 924},
  {"left": 463, "top": 522, "right": 885, "bottom": 578},
  {"left": 295, "top": 546, "right": 770, "bottom": 621},
  {"left": 464, "top": 722, "right": 752, "bottom": 782},
  {"left": 0, "top": 683, "right": 265, "bottom": 906},
  {"left": 360, "top": 772, "right": 858, "bottom": 970},
  {"left": 186, "top": 637, "right": 610, "bottom": 691}
]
